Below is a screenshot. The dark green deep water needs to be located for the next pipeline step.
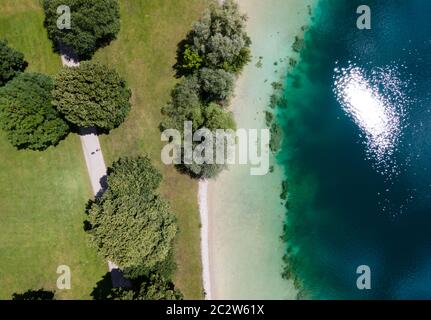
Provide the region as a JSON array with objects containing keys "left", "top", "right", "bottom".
[{"left": 279, "top": 0, "right": 431, "bottom": 299}]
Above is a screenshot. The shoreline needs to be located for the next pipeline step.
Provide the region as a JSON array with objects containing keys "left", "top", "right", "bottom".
[
  {"left": 198, "top": 180, "right": 212, "bottom": 300},
  {"left": 199, "top": 0, "right": 318, "bottom": 299}
]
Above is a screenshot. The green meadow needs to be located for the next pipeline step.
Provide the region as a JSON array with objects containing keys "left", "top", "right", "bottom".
[
  {"left": 0, "top": 0, "right": 106, "bottom": 299},
  {"left": 0, "top": 0, "right": 210, "bottom": 299},
  {"left": 94, "top": 0, "right": 210, "bottom": 299}
]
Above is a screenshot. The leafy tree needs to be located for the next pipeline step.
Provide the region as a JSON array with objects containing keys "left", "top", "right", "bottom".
[
  {"left": 181, "top": 44, "right": 203, "bottom": 71},
  {"left": 107, "top": 274, "right": 183, "bottom": 300},
  {"left": 164, "top": 0, "right": 249, "bottom": 180},
  {"left": 202, "top": 103, "right": 236, "bottom": 131},
  {"left": 0, "top": 40, "right": 27, "bottom": 86},
  {"left": 178, "top": 103, "right": 236, "bottom": 180},
  {"left": 52, "top": 61, "right": 131, "bottom": 131},
  {"left": 177, "top": 0, "right": 251, "bottom": 75},
  {"left": 199, "top": 68, "right": 235, "bottom": 102},
  {"left": 161, "top": 76, "right": 235, "bottom": 133},
  {"left": 43, "top": 0, "right": 120, "bottom": 59},
  {"left": 85, "top": 156, "right": 177, "bottom": 279},
  {"left": 160, "top": 76, "right": 204, "bottom": 132},
  {"left": 104, "top": 156, "right": 162, "bottom": 199},
  {"left": 170, "top": 75, "right": 201, "bottom": 110},
  {"left": 161, "top": 78, "right": 237, "bottom": 180},
  {"left": 0, "top": 73, "right": 69, "bottom": 150},
  {"left": 179, "top": 158, "right": 226, "bottom": 181}
]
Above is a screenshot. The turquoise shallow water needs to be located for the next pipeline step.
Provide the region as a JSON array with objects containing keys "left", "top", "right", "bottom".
[{"left": 279, "top": 0, "right": 431, "bottom": 299}]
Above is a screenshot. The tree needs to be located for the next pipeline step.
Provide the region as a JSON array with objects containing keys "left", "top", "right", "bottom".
[
  {"left": 202, "top": 102, "right": 236, "bottom": 132},
  {"left": 107, "top": 274, "right": 183, "bottom": 300},
  {"left": 199, "top": 68, "right": 235, "bottom": 102},
  {"left": 52, "top": 61, "right": 131, "bottom": 131},
  {"left": 85, "top": 156, "right": 177, "bottom": 279},
  {"left": 160, "top": 76, "right": 204, "bottom": 132},
  {"left": 165, "top": 0, "right": 249, "bottom": 180},
  {"left": 181, "top": 44, "right": 203, "bottom": 71},
  {"left": 43, "top": 0, "right": 120, "bottom": 59},
  {"left": 0, "top": 40, "right": 27, "bottom": 86},
  {"left": 161, "top": 77, "right": 237, "bottom": 180},
  {"left": 104, "top": 156, "right": 163, "bottom": 199},
  {"left": 178, "top": 103, "right": 236, "bottom": 180},
  {"left": 0, "top": 73, "right": 69, "bottom": 150},
  {"left": 177, "top": 0, "right": 251, "bottom": 75},
  {"left": 179, "top": 158, "right": 226, "bottom": 180}
]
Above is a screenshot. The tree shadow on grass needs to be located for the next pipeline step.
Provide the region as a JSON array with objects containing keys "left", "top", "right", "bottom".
[
  {"left": 58, "top": 43, "right": 80, "bottom": 64},
  {"left": 173, "top": 38, "right": 196, "bottom": 79},
  {"left": 91, "top": 273, "right": 113, "bottom": 300},
  {"left": 11, "top": 289, "right": 55, "bottom": 300}
]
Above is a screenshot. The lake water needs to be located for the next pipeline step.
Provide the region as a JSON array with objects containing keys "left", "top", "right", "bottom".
[{"left": 280, "top": 0, "right": 431, "bottom": 299}]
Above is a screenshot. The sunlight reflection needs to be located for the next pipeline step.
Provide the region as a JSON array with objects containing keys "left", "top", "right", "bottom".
[{"left": 334, "top": 64, "right": 409, "bottom": 177}]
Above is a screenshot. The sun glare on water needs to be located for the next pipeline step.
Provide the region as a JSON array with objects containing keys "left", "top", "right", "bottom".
[{"left": 334, "top": 64, "right": 410, "bottom": 178}]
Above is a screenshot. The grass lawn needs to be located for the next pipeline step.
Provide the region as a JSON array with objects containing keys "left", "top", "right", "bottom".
[
  {"left": 0, "top": 0, "right": 106, "bottom": 299},
  {"left": 94, "top": 0, "right": 211, "bottom": 299}
]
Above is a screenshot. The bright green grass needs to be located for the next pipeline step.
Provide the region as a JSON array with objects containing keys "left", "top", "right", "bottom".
[
  {"left": 0, "top": 0, "right": 106, "bottom": 299},
  {"left": 94, "top": 0, "right": 211, "bottom": 299}
]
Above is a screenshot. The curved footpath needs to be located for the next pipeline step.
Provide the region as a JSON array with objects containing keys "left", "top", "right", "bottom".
[{"left": 60, "top": 53, "right": 130, "bottom": 288}]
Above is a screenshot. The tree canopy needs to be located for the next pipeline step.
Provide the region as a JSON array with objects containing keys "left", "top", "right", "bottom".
[
  {"left": 0, "top": 40, "right": 27, "bottom": 86},
  {"left": 179, "top": 102, "right": 236, "bottom": 179},
  {"left": 107, "top": 274, "right": 183, "bottom": 300},
  {"left": 43, "top": 0, "right": 120, "bottom": 59},
  {"left": 161, "top": 76, "right": 203, "bottom": 132},
  {"left": 52, "top": 61, "right": 131, "bottom": 131},
  {"left": 162, "top": 0, "right": 251, "bottom": 180},
  {"left": 85, "top": 156, "right": 177, "bottom": 279},
  {"left": 0, "top": 73, "right": 70, "bottom": 150},
  {"left": 199, "top": 68, "right": 235, "bottom": 102},
  {"left": 177, "top": 0, "right": 251, "bottom": 75},
  {"left": 161, "top": 78, "right": 237, "bottom": 179}
]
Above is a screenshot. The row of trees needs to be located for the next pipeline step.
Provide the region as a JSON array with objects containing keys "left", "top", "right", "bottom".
[
  {"left": 2, "top": 0, "right": 232, "bottom": 300},
  {"left": 2, "top": 0, "right": 180, "bottom": 300},
  {"left": 43, "top": 0, "right": 182, "bottom": 300},
  {"left": 0, "top": 57, "right": 131, "bottom": 150},
  {"left": 0, "top": 0, "right": 126, "bottom": 150},
  {"left": 85, "top": 156, "right": 183, "bottom": 300},
  {"left": 162, "top": 0, "right": 251, "bottom": 179}
]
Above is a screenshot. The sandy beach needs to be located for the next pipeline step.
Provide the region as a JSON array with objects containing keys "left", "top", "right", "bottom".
[{"left": 198, "top": 0, "right": 318, "bottom": 300}]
